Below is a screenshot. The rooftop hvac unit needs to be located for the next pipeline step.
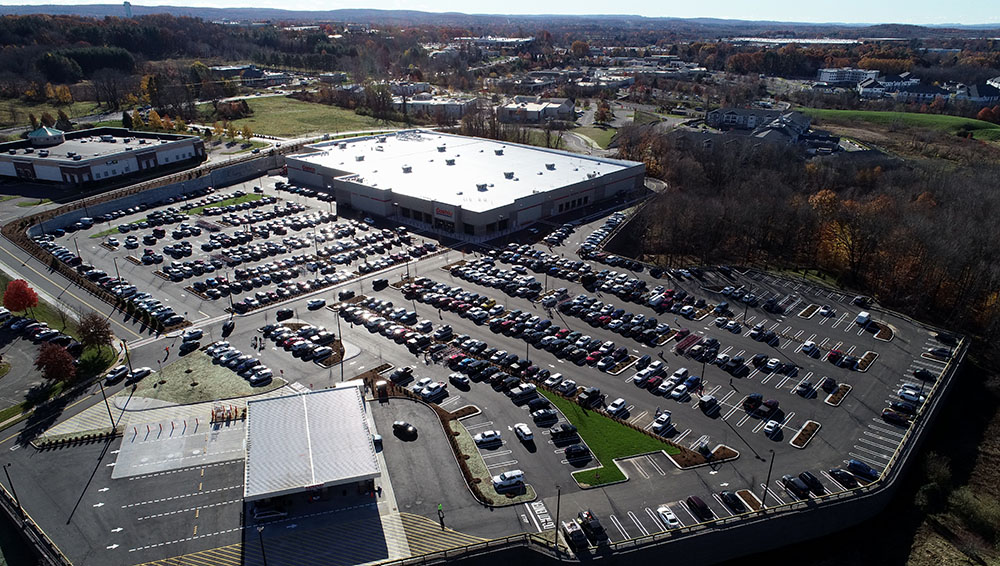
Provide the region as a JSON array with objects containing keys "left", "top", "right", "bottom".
[
  {"left": 476, "top": 183, "right": 488, "bottom": 191},
  {"left": 437, "top": 145, "right": 447, "bottom": 152},
  {"left": 504, "top": 171, "right": 515, "bottom": 179},
  {"left": 356, "top": 155, "right": 365, "bottom": 161},
  {"left": 587, "top": 172, "right": 597, "bottom": 179},
  {"left": 339, "top": 142, "right": 347, "bottom": 149},
  {"left": 375, "top": 146, "right": 383, "bottom": 152},
  {"left": 445, "top": 158, "right": 455, "bottom": 165},
  {"left": 402, "top": 165, "right": 412, "bottom": 173},
  {"left": 545, "top": 163, "right": 555, "bottom": 170},
  {"left": 495, "top": 149, "right": 504, "bottom": 155},
  {"left": 138, "top": 139, "right": 146, "bottom": 144}
]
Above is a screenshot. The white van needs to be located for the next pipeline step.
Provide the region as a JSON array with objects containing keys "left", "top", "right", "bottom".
[
  {"left": 492, "top": 469, "right": 524, "bottom": 488},
  {"left": 79, "top": 217, "right": 94, "bottom": 228},
  {"left": 855, "top": 312, "right": 871, "bottom": 326}
]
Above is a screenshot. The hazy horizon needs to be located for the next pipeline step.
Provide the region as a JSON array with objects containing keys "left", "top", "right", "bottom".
[{"left": 2, "top": 0, "right": 998, "bottom": 26}]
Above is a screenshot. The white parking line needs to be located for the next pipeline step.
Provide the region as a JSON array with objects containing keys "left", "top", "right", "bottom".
[
  {"left": 631, "top": 458, "right": 650, "bottom": 479},
  {"left": 485, "top": 459, "right": 519, "bottom": 469},
  {"left": 608, "top": 514, "right": 630, "bottom": 540},
  {"left": 868, "top": 424, "right": 905, "bottom": 438},
  {"left": 711, "top": 493, "right": 734, "bottom": 517},
  {"left": 858, "top": 437, "right": 898, "bottom": 453},
  {"left": 759, "top": 484, "right": 786, "bottom": 506},
  {"left": 674, "top": 428, "right": 691, "bottom": 442},
  {"left": 645, "top": 507, "right": 664, "bottom": 530},
  {"left": 481, "top": 450, "right": 513, "bottom": 459},
  {"left": 628, "top": 511, "right": 649, "bottom": 536},
  {"left": 465, "top": 421, "right": 494, "bottom": 430},
  {"left": 645, "top": 455, "right": 666, "bottom": 476},
  {"left": 677, "top": 501, "right": 699, "bottom": 524},
  {"left": 832, "top": 313, "right": 848, "bottom": 329},
  {"left": 852, "top": 445, "right": 891, "bottom": 461}
]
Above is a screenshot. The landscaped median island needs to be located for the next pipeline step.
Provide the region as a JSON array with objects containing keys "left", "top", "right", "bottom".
[
  {"left": 186, "top": 192, "right": 265, "bottom": 215},
  {"left": 450, "top": 419, "right": 537, "bottom": 506},
  {"left": 790, "top": 420, "right": 821, "bottom": 449},
  {"left": 118, "top": 350, "right": 286, "bottom": 405},
  {"left": 539, "top": 389, "right": 681, "bottom": 487}
]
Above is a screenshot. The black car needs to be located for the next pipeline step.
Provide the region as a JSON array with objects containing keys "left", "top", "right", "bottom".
[
  {"left": 798, "top": 471, "right": 826, "bottom": 496},
  {"left": 719, "top": 490, "right": 746, "bottom": 513},
  {"left": 829, "top": 468, "right": 859, "bottom": 489},
  {"left": 782, "top": 474, "right": 810, "bottom": 499},
  {"left": 222, "top": 320, "right": 235, "bottom": 337},
  {"left": 881, "top": 408, "right": 911, "bottom": 427},
  {"left": 889, "top": 400, "right": 918, "bottom": 415},
  {"left": 913, "top": 368, "right": 935, "bottom": 381},
  {"left": 565, "top": 444, "right": 590, "bottom": 459},
  {"left": 549, "top": 423, "right": 578, "bottom": 440},
  {"left": 276, "top": 309, "right": 294, "bottom": 321}
]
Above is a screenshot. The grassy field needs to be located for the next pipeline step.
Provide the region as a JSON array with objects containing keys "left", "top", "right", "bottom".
[
  {"left": 632, "top": 110, "right": 661, "bottom": 125},
  {"left": 187, "top": 192, "right": 264, "bottom": 215},
  {"left": 118, "top": 350, "right": 285, "bottom": 405},
  {"left": 198, "top": 96, "right": 405, "bottom": 138},
  {"left": 540, "top": 389, "right": 679, "bottom": 486},
  {"left": 802, "top": 108, "right": 1000, "bottom": 140},
  {"left": 0, "top": 100, "right": 103, "bottom": 129},
  {"left": 572, "top": 126, "right": 617, "bottom": 149}
]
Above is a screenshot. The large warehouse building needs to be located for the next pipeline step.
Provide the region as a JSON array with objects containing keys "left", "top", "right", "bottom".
[
  {"left": 285, "top": 130, "right": 645, "bottom": 237},
  {"left": 0, "top": 126, "right": 206, "bottom": 186}
]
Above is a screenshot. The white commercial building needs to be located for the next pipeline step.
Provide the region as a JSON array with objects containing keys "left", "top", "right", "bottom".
[
  {"left": 0, "top": 127, "right": 206, "bottom": 186},
  {"left": 244, "top": 384, "right": 379, "bottom": 503},
  {"left": 286, "top": 130, "right": 645, "bottom": 237},
  {"left": 816, "top": 68, "right": 880, "bottom": 84}
]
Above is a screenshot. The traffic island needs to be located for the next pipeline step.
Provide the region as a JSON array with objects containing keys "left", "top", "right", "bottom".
[
  {"left": 450, "top": 419, "right": 537, "bottom": 506},
  {"left": 873, "top": 322, "right": 895, "bottom": 341},
  {"left": 825, "top": 384, "right": 853, "bottom": 406},
  {"left": 667, "top": 444, "right": 740, "bottom": 469},
  {"left": 798, "top": 304, "right": 820, "bottom": 318},
  {"left": 790, "top": 420, "right": 821, "bottom": 449},
  {"left": 857, "top": 351, "right": 879, "bottom": 372},
  {"left": 117, "top": 351, "right": 286, "bottom": 406}
]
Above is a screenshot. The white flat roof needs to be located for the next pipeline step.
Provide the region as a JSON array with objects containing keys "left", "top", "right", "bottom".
[
  {"left": 291, "top": 130, "right": 638, "bottom": 213},
  {"left": 244, "top": 384, "right": 379, "bottom": 501}
]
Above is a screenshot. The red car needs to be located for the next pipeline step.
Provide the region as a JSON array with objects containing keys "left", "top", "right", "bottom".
[
  {"left": 556, "top": 328, "right": 570, "bottom": 339},
  {"left": 585, "top": 352, "right": 602, "bottom": 365}
]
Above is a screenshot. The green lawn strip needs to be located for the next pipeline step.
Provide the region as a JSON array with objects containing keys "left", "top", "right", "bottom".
[
  {"left": 0, "top": 196, "right": 19, "bottom": 202},
  {"left": 450, "top": 419, "right": 536, "bottom": 505},
  {"left": 0, "top": 101, "right": 102, "bottom": 129},
  {"left": 572, "top": 126, "right": 617, "bottom": 149},
  {"left": 538, "top": 389, "right": 679, "bottom": 487},
  {"left": 633, "top": 110, "right": 661, "bottom": 125},
  {"left": 801, "top": 108, "right": 1000, "bottom": 138},
  {"left": 186, "top": 192, "right": 264, "bottom": 215},
  {"left": 197, "top": 96, "right": 405, "bottom": 138},
  {"left": 115, "top": 350, "right": 285, "bottom": 405},
  {"left": 16, "top": 198, "right": 51, "bottom": 207}
]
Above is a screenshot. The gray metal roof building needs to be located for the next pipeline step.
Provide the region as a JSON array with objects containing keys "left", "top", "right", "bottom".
[{"left": 243, "top": 384, "right": 380, "bottom": 502}]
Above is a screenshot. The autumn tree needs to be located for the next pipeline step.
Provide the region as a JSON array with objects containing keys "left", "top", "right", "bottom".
[
  {"left": 213, "top": 121, "right": 224, "bottom": 137},
  {"left": 147, "top": 109, "right": 162, "bottom": 130},
  {"left": 35, "top": 343, "right": 76, "bottom": 382},
  {"left": 131, "top": 110, "right": 145, "bottom": 129},
  {"left": 594, "top": 100, "right": 612, "bottom": 125},
  {"left": 571, "top": 40, "right": 590, "bottom": 59},
  {"left": 161, "top": 115, "right": 174, "bottom": 131},
  {"left": 225, "top": 122, "right": 238, "bottom": 140},
  {"left": 78, "top": 311, "right": 114, "bottom": 353},
  {"left": 55, "top": 85, "right": 73, "bottom": 105},
  {"left": 3, "top": 279, "right": 39, "bottom": 314},
  {"left": 174, "top": 117, "right": 187, "bottom": 132},
  {"left": 241, "top": 124, "right": 253, "bottom": 140},
  {"left": 39, "top": 112, "right": 55, "bottom": 127}
]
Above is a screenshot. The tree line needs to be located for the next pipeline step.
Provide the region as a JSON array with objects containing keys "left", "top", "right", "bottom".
[{"left": 612, "top": 125, "right": 1000, "bottom": 339}]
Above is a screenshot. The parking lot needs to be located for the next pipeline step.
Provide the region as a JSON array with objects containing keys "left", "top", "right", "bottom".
[{"left": 9, "top": 176, "right": 963, "bottom": 564}]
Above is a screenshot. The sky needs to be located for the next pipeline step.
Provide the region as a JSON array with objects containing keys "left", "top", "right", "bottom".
[{"left": 5, "top": 0, "right": 999, "bottom": 26}]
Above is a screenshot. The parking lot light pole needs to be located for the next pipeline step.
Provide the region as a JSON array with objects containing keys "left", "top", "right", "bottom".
[
  {"left": 553, "top": 484, "right": 561, "bottom": 556},
  {"left": 121, "top": 340, "right": 135, "bottom": 374},
  {"left": 761, "top": 449, "right": 775, "bottom": 509},
  {"left": 98, "top": 380, "right": 115, "bottom": 428},
  {"left": 112, "top": 256, "right": 122, "bottom": 283},
  {"left": 256, "top": 526, "right": 269, "bottom": 566},
  {"left": 743, "top": 284, "right": 753, "bottom": 322},
  {"left": 2, "top": 463, "right": 23, "bottom": 520}
]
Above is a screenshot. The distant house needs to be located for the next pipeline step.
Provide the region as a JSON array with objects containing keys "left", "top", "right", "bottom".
[
  {"left": 892, "top": 83, "right": 949, "bottom": 103},
  {"left": 954, "top": 83, "right": 1000, "bottom": 105},
  {"left": 749, "top": 112, "right": 813, "bottom": 144},
  {"left": 878, "top": 72, "right": 919, "bottom": 90},
  {"left": 816, "top": 67, "right": 879, "bottom": 84},
  {"left": 857, "top": 78, "right": 886, "bottom": 98},
  {"left": 498, "top": 96, "right": 574, "bottom": 123},
  {"left": 705, "top": 108, "right": 781, "bottom": 130}
]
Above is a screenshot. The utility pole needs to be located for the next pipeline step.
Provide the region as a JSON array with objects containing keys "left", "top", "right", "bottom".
[
  {"left": 112, "top": 256, "right": 122, "bottom": 283},
  {"left": 2, "top": 463, "right": 23, "bottom": 520},
  {"left": 121, "top": 340, "right": 135, "bottom": 374},
  {"left": 761, "top": 449, "right": 775, "bottom": 508},
  {"left": 256, "top": 526, "right": 269, "bottom": 566},
  {"left": 98, "top": 380, "right": 115, "bottom": 428},
  {"left": 553, "top": 485, "right": 562, "bottom": 556}
]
